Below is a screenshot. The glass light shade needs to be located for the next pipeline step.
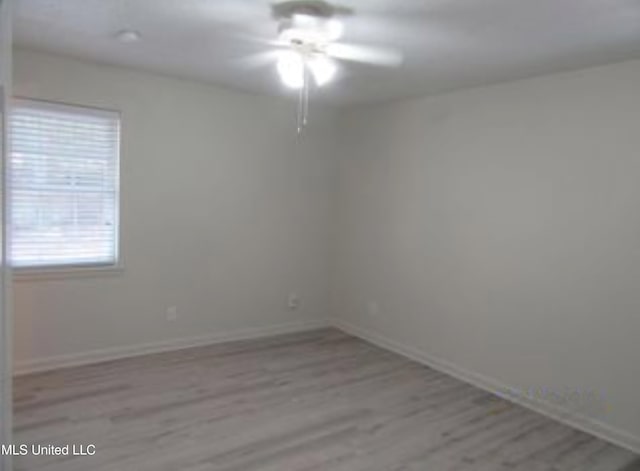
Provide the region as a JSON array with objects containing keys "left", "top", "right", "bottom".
[
  {"left": 277, "top": 51, "right": 305, "bottom": 89},
  {"left": 309, "top": 56, "right": 337, "bottom": 87}
]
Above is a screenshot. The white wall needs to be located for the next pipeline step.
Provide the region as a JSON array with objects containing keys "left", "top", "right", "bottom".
[
  {"left": 12, "top": 49, "right": 337, "bottom": 371},
  {"left": 333, "top": 59, "right": 640, "bottom": 451}
]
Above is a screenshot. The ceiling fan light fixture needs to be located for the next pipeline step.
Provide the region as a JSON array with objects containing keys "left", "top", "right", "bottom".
[
  {"left": 277, "top": 50, "right": 305, "bottom": 89},
  {"left": 264, "top": 1, "right": 400, "bottom": 130},
  {"left": 326, "top": 19, "right": 344, "bottom": 41},
  {"left": 309, "top": 55, "right": 337, "bottom": 87}
]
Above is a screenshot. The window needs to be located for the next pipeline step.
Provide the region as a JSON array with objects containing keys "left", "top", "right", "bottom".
[{"left": 9, "top": 99, "right": 120, "bottom": 270}]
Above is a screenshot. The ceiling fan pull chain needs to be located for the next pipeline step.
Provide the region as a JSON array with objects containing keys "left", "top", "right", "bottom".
[
  {"left": 297, "top": 75, "right": 304, "bottom": 133},
  {"left": 297, "top": 62, "right": 311, "bottom": 133},
  {"left": 303, "top": 64, "right": 310, "bottom": 126}
]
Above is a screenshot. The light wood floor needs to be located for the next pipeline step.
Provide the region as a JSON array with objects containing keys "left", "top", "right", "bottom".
[{"left": 14, "top": 328, "right": 640, "bottom": 471}]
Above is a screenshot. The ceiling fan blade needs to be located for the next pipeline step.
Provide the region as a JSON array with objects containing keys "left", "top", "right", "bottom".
[
  {"left": 234, "top": 51, "right": 281, "bottom": 69},
  {"left": 325, "top": 43, "right": 403, "bottom": 67},
  {"left": 231, "top": 32, "right": 288, "bottom": 48}
]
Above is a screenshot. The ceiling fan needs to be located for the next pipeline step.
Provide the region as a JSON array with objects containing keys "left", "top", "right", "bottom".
[{"left": 240, "top": 0, "right": 404, "bottom": 131}]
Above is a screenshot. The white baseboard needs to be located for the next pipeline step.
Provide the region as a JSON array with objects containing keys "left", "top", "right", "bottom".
[
  {"left": 14, "top": 319, "right": 330, "bottom": 376},
  {"left": 331, "top": 318, "right": 640, "bottom": 455}
]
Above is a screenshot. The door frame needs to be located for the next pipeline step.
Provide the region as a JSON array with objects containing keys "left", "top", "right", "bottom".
[{"left": 0, "top": 0, "right": 12, "bottom": 470}]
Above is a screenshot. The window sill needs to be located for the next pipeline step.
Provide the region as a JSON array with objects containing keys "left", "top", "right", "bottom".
[{"left": 13, "top": 263, "right": 124, "bottom": 282}]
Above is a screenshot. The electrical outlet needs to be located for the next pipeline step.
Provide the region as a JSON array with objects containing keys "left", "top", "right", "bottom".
[
  {"left": 287, "top": 293, "right": 300, "bottom": 310},
  {"left": 367, "top": 301, "right": 379, "bottom": 317},
  {"left": 166, "top": 306, "right": 178, "bottom": 321}
]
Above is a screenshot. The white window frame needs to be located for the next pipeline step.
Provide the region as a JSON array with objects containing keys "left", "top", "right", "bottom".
[{"left": 9, "top": 98, "right": 122, "bottom": 280}]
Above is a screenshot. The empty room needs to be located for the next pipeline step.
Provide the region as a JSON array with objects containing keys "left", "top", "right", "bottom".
[{"left": 0, "top": 0, "right": 639, "bottom": 470}]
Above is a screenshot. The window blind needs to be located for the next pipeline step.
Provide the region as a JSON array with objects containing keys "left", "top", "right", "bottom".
[{"left": 9, "top": 99, "right": 120, "bottom": 269}]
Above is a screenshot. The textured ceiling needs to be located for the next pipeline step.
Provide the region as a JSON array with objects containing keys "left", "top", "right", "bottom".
[{"left": 14, "top": 0, "right": 640, "bottom": 105}]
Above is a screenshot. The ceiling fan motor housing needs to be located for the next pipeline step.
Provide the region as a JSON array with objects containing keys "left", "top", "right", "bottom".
[
  {"left": 272, "top": 1, "right": 338, "bottom": 21},
  {"left": 273, "top": 1, "right": 351, "bottom": 49}
]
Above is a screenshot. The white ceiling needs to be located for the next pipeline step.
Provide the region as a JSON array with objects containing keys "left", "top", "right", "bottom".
[{"left": 14, "top": 0, "right": 640, "bottom": 105}]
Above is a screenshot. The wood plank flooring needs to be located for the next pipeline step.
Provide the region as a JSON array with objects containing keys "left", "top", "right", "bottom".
[{"left": 13, "top": 328, "right": 640, "bottom": 471}]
